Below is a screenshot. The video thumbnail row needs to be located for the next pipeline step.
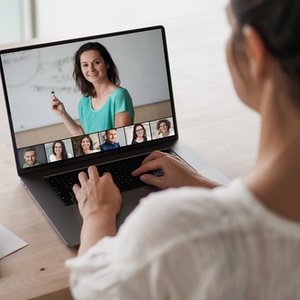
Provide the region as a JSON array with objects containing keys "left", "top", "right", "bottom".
[{"left": 18, "top": 117, "right": 175, "bottom": 169}]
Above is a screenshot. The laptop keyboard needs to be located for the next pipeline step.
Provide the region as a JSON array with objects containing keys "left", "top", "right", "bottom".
[{"left": 45, "top": 154, "right": 150, "bottom": 206}]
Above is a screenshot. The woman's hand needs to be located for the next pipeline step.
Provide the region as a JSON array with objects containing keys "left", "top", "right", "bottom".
[
  {"left": 132, "top": 151, "right": 221, "bottom": 190},
  {"left": 50, "top": 95, "right": 84, "bottom": 136},
  {"left": 73, "top": 166, "right": 122, "bottom": 219},
  {"left": 51, "top": 96, "right": 66, "bottom": 117},
  {"left": 73, "top": 166, "right": 122, "bottom": 255}
]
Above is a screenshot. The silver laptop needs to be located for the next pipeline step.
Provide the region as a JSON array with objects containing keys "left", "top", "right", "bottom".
[{"left": 0, "top": 26, "right": 229, "bottom": 247}]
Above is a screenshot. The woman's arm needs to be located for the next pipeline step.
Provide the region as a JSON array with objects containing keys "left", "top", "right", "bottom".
[
  {"left": 113, "top": 88, "right": 134, "bottom": 128},
  {"left": 114, "top": 111, "right": 133, "bottom": 128},
  {"left": 59, "top": 110, "right": 85, "bottom": 136},
  {"left": 73, "top": 167, "right": 122, "bottom": 256},
  {"left": 51, "top": 97, "right": 84, "bottom": 136}
]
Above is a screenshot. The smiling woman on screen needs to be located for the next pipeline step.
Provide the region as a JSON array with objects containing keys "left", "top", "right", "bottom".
[{"left": 50, "top": 42, "right": 134, "bottom": 136}]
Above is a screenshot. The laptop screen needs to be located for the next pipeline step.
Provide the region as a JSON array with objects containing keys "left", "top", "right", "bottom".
[{"left": 0, "top": 26, "right": 177, "bottom": 173}]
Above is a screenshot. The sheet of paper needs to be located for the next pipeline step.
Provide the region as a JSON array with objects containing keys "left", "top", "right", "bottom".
[{"left": 0, "top": 224, "right": 28, "bottom": 259}]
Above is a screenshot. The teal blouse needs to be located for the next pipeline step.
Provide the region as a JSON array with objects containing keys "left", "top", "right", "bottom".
[{"left": 78, "top": 87, "right": 134, "bottom": 134}]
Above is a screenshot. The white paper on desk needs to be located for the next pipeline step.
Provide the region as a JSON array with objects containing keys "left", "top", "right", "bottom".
[{"left": 0, "top": 224, "right": 28, "bottom": 259}]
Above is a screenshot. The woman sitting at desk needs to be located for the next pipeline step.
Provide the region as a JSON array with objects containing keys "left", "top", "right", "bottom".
[{"left": 67, "top": 0, "right": 300, "bottom": 298}]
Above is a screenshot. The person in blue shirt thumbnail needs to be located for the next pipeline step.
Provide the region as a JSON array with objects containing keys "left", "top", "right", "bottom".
[{"left": 100, "top": 129, "right": 120, "bottom": 151}]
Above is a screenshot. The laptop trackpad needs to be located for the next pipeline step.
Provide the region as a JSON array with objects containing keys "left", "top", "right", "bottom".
[{"left": 117, "top": 185, "right": 159, "bottom": 228}]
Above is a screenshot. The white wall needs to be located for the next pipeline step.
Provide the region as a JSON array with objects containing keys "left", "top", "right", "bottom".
[
  {"left": 34, "top": 0, "right": 227, "bottom": 39},
  {"left": 0, "top": 0, "right": 227, "bottom": 44},
  {"left": 0, "top": 0, "right": 23, "bottom": 43},
  {"left": 0, "top": 0, "right": 35, "bottom": 44}
]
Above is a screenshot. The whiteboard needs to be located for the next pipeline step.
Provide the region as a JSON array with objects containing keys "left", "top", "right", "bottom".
[{"left": 1, "top": 29, "right": 170, "bottom": 132}]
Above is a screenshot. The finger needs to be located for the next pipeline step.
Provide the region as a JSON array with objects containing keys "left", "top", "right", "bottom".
[
  {"left": 101, "top": 172, "right": 113, "bottom": 180},
  {"left": 139, "top": 173, "right": 167, "bottom": 189},
  {"left": 51, "top": 99, "right": 59, "bottom": 108},
  {"left": 132, "top": 158, "right": 164, "bottom": 176},
  {"left": 78, "top": 170, "right": 89, "bottom": 184},
  {"left": 100, "top": 172, "right": 115, "bottom": 185},
  {"left": 72, "top": 183, "right": 81, "bottom": 193},
  {"left": 51, "top": 97, "right": 58, "bottom": 103},
  {"left": 142, "top": 150, "right": 166, "bottom": 164},
  {"left": 101, "top": 172, "right": 121, "bottom": 191},
  {"left": 87, "top": 165, "right": 99, "bottom": 180}
]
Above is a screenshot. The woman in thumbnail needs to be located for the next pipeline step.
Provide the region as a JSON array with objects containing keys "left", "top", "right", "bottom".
[
  {"left": 51, "top": 42, "right": 134, "bottom": 135},
  {"left": 77, "top": 135, "right": 99, "bottom": 156},
  {"left": 49, "top": 140, "right": 72, "bottom": 162},
  {"left": 131, "top": 123, "right": 148, "bottom": 144},
  {"left": 156, "top": 119, "right": 174, "bottom": 138}
]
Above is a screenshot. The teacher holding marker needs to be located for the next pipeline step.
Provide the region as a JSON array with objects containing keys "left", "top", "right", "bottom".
[{"left": 50, "top": 42, "right": 134, "bottom": 136}]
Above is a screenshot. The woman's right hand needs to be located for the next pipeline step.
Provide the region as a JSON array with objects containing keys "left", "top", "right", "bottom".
[
  {"left": 132, "top": 151, "right": 221, "bottom": 190},
  {"left": 51, "top": 96, "right": 66, "bottom": 116},
  {"left": 50, "top": 95, "right": 84, "bottom": 136}
]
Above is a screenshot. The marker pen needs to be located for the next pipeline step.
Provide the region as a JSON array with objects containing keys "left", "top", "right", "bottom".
[{"left": 51, "top": 91, "right": 55, "bottom": 98}]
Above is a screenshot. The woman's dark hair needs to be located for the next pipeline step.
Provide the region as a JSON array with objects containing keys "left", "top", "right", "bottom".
[
  {"left": 131, "top": 124, "right": 147, "bottom": 143},
  {"left": 78, "top": 135, "right": 94, "bottom": 155},
  {"left": 231, "top": 0, "right": 300, "bottom": 99},
  {"left": 52, "top": 140, "right": 69, "bottom": 160},
  {"left": 73, "top": 42, "right": 120, "bottom": 97},
  {"left": 156, "top": 119, "right": 171, "bottom": 131}
]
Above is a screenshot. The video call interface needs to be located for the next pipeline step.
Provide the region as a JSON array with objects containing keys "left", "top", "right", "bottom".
[{"left": 0, "top": 27, "right": 176, "bottom": 170}]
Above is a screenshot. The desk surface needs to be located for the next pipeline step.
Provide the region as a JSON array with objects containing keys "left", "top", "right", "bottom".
[{"left": 0, "top": 10, "right": 259, "bottom": 300}]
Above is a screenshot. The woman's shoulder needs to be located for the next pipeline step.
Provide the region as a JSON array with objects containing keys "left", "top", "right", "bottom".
[
  {"left": 78, "top": 94, "right": 91, "bottom": 107},
  {"left": 49, "top": 154, "right": 56, "bottom": 162},
  {"left": 111, "top": 86, "right": 130, "bottom": 98},
  {"left": 79, "top": 94, "right": 90, "bottom": 100}
]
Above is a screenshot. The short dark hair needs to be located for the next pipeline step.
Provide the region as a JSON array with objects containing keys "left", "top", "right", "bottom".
[
  {"left": 105, "top": 128, "right": 117, "bottom": 135},
  {"left": 23, "top": 146, "right": 37, "bottom": 154},
  {"left": 73, "top": 42, "right": 120, "bottom": 97},
  {"left": 231, "top": 0, "right": 300, "bottom": 100}
]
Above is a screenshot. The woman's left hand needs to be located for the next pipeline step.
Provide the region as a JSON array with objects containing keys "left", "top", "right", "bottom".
[
  {"left": 73, "top": 166, "right": 122, "bottom": 255},
  {"left": 73, "top": 166, "right": 121, "bottom": 220}
]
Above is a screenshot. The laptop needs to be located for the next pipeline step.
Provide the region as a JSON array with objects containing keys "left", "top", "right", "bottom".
[{"left": 0, "top": 26, "right": 229, "bottom": 247}]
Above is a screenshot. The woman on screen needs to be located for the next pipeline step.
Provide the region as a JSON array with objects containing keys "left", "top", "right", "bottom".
[
  {"left": 131, "top": 123, "right": 148, "bottom": 144},
  {"left": 156, "top": 119, "right": 174, "bottom": 138},
  {"left": 77, "top": 135, "right": 100, "bottom": 156},
  {"left": 50, "top": 42, "right": 134, "bottom": 136},
  {"left": 49, "top": 140, "right": 72, "bottom": 162}
]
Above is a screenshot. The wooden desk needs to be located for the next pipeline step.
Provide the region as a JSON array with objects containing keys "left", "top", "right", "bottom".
[
  {"left": 0, "top": 10, "right": 259, "bottom": 299},
  {"left": 0, "top": 90, "right": 77, "bottom": 300}
]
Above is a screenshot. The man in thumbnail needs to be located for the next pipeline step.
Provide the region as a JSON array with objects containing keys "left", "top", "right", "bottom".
[
  {"left": 100, "top": 129, "right": 120, "bottom": 151},
  {"left": 23, "top": 146, "right": 42, "bottom": 168}
]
